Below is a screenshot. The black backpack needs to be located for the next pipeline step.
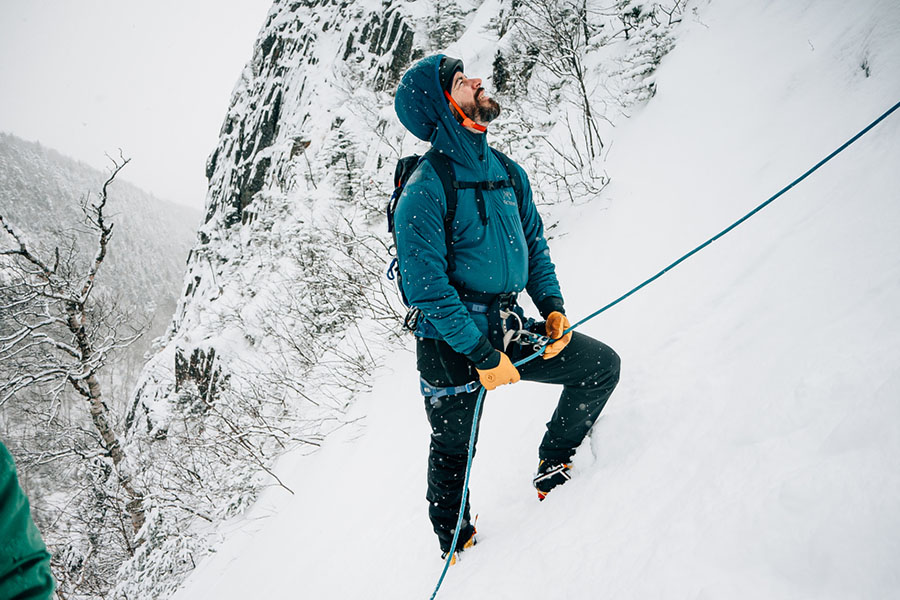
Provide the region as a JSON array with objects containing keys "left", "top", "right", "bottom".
[{"left": 386, "top": 147, "right": 524, "bottom": 316}]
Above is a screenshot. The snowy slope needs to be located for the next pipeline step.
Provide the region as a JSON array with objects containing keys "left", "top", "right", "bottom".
[{"left": 173, "top": 1, "right": 900, "bottom": 598}]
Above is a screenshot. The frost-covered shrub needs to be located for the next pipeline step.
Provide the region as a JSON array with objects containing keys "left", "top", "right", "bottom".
[{"left": 490, "top": 0, "right": 685, "bottom": 204}]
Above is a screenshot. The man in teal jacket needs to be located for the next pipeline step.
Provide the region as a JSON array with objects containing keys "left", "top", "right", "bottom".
[
  {"left": 394, "top": 55, "right": 620, "bottom": 561},
  {"left": 0, "top": 440, "right": 55, "bottom": 599}
]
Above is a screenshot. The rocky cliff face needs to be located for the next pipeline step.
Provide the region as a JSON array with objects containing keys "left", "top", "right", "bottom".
[
  {"left": 128, "top": 0, "right": 426, "bottom": 439},
  {"left": 201, "top": 0, "right": 416, "bottom": 232}
]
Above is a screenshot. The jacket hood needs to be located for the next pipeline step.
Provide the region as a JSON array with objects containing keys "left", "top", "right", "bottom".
[{"left": 394, "top": 54, "right": 488, "bottom": 170}]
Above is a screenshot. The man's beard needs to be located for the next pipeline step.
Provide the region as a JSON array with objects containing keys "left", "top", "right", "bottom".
[{"left": 470, "top": 90, "right": 501, "bottom": 124}]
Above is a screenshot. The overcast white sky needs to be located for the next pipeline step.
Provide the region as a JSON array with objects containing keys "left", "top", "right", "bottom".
[{"left": 0, "top": 0, "right": 274, "bottom": 210}]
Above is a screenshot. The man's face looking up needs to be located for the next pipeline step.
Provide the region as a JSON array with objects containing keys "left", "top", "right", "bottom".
[{"left": 449, "top": 70, "right": 501, "bottom": 128}]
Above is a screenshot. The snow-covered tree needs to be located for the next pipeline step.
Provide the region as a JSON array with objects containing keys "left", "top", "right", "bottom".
[{"left": 0, "top": 156, "right": 147, "bottom": 597}]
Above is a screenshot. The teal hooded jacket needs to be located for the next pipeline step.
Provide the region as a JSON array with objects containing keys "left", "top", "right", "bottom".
[
  {"left": 393, "top": 54, "right": 564, "bottom": 363},
  {"left": 0, "top": 441, "right": 55, "bottom": 600}
]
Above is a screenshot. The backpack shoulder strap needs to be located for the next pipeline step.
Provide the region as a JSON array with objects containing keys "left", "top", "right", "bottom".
[
  {"left": 422, "top": 149, "right": 459, "bottom": 272},
  {"left": 490, "top": 147, "right": 524, "bottom": 211}
]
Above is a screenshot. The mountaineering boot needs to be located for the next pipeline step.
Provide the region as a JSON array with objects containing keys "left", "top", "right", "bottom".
[
  {"left": 533, "top": 459, "right": 573, "bottom": 501},
  {"left": 440, "top": 524, "right": 477, "bottom": 565}
]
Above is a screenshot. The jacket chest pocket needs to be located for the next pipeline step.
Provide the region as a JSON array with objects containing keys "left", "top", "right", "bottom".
[{"left": 492, "top": 188, "right": 523, "bottom": 237}]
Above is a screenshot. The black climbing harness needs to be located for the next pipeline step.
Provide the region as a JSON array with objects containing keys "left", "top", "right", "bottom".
[{"left": 419, "top": 290, "right": 551, "bottom": 400}]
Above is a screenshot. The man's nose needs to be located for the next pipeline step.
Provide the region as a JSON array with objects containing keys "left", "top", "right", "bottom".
[{"left": 470, "top": 78, "right": 482, "bottom": 89}]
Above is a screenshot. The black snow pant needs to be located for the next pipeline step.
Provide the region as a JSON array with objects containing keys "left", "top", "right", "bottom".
[{"left": 418, "top": 330, "right": 620, "bottom": 552}]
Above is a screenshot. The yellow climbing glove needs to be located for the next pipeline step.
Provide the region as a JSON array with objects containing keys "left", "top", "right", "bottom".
[
  {"left": 543, "top": 311, "right": 573, "bottom": 360},
  {"left": 475, "top": 351, "right": 521, "bottom": 391}
]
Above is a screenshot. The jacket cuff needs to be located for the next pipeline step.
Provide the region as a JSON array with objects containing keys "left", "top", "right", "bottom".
[
  {"left": 465, "top": 336, "right": 497, "bottom": 368},
  {"left": 535, "top": 296, "right": 565, "bottom": 319}
]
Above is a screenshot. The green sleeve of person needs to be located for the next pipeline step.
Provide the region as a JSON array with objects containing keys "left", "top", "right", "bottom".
[{"left": 0, "top": 440, "right": 55, "bottom": 600}]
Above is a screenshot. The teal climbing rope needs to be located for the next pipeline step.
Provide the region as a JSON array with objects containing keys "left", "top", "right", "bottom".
[{"left": 429, "top": 99, "right": 900, "bottom": 599}]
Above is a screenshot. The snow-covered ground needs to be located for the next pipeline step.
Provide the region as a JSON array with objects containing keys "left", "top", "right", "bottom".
[{"left": 173, "top": 1, "right": 900, "bottom": 598}]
